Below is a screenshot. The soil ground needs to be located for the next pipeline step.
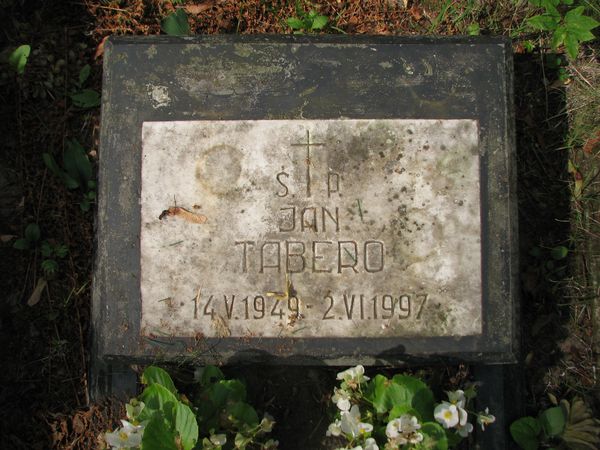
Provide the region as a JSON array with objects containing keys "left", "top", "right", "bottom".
[{"left": 0, "top": 1, "right": 598, "bottom": 449}]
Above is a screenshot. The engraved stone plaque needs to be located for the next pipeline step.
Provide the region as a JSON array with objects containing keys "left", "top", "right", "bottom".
[
  {"left": 140, "top": 119, "right": 481, "bottom": 339},
  {"left": 94, "top": 36, "right": 517, "bottom": 381}
]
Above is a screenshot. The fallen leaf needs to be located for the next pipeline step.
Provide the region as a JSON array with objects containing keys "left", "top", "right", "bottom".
[
  {"left": 408, "top": 5, "right": 422, "bottom": 20},
  {"left": 27, "top": 277, "right": 47, "bottom": 306},
  {"left": 159, "top": 206, "right": 207, "bottom": 224},
  {"left": 72, "top": 413, "right": 85, "bottom": 434},
  {"left": 95, "top": 36, "right": 109, "bottom": 59},
  {"left": 184, "top": 2, "right": 216, "bottom": 14},
  {"left": 583, "top": 131, "right": 600, "bottom": 155},
  {"left": 0, "top": 235, "right": 16, "bottom": 243},
  {"left": 568, "top": 160, "right": 584, "bottom": 199}
]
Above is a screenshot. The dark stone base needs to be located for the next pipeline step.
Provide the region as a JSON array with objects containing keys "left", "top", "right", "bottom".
[{"left": 474, "top": 364, "right": 525, "bottom": 450}]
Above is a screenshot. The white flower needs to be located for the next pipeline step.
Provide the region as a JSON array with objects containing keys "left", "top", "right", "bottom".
[
  {"left": 336, "top": 365, "right": 370, "bottom": 388},
  {"left": 386, "top": 415, "right": 422, "bottom": 446},
  {"left": 364, "top": 438, "right": 379, "bottom": 450},
  {"left": 385, "top": 418, "right": 402, "bottom": 439},
  {"left": 326, "top": 420, "right": 342, "bottom": 437},
  {"left": 458, "top": 404, "right": 468, "bottom": 427},
  {"left": 260, "top": 413, "right": 275, "bottom": 432},
  {"left": 399, "top": 415, "right": 421, "bottom": 434},
  {"left": 409, "top": 432, "right": 424, "bottom": 444},
  {"left": 341, "top": 405, "right": 373, "bottom": 437},
  {"left": 105, "top": 420, "right": 143, "bottom": 449},
  {"left": 457, "top": 421, "right": 474, "bottom": 437},
  {"left": 264, "top": 439, "right": 279, "bottom": 448},
  {"left": 434, "top": 402, "right": 459, "bottom": 428},
  {"left": 332, "top": 388, "right": 352, "bottom": 411},
  {"left": 447, "top": 390, "right": 466, "bottom": 408},
  {"left": 209, "top": 433, "right": 227, "bottom": 446},
  {"left": 477, "top": 408, "right": 496, "bottom": 430},
  {"left": 125, "top": 399, "right": 144, "bottom": 421}
]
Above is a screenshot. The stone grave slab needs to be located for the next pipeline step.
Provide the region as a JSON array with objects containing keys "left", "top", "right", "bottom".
[{"left": 93, "top": 36, "right": 517, "bottom": 385}]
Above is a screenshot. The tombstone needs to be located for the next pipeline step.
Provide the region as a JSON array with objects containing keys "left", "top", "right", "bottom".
[{"left": 93, "top": 35, "right": 519, "bottom": 447}]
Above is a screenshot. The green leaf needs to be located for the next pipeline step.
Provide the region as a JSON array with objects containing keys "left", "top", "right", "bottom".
[
  {"left": 551, "top": 246, "right": 568, "bottom": 260},
  {"left": 42, "top": 259, "right": 58, "bottom": 275},
  {"left": 79, "top": 64, "right": 91, "bottom": 86},
  {"left": 207, "top": 379, "right": 246, "bottom": 408},
  {"left": 228, "top": 401, "right": 259, "bottom": 426},
  {"left": 445, "top": 430, "right": 463, "bottom": 448},
  {"left": 510, "top": 416, "right": 542, "bottom": 450},
  {"left": 367, "top": 374, "right": 435, "bottom": 418},
  {"left": 80, "top": 197, "right": 91, "bottom": 212},
  {"left": 42, "top": 153, "right": 79, "bottom": 189},
  {"left": 142, "top": 366, "right": 178, "bottom": 394},
  {"left": 564, "top": 7, "right": 599, "bottom": 42},
  {"left": 25, "top": 223, "right": 41, "bottom": 242},
  {"left": 540, "top": 406, "right": 566, "bottom": 437},
  {"left": 286, "top": 17, "right": 306, "bottom": 30},
  {"left": 54, "top": 245, "right": 68, "bottom": 258},
  {"left": 564, "top": 33, "right": 580, "bottom": 59},
  {"left": 70, "top": 89, "right": 101, "bottom": 108},
  {"left": 527, "top": 14, "right": 559, "bottom": 31},
  {"left": 13, "top": 238, "right": 29, "bottom": 250},
  {"left": 196, "top": 365, "right": 224, "bottom": 386},
  {"left": 139, "top": 383, "right": 179, "bottom": 422},
  {"left": 391, "top": 375, "right": 435, "bottom": 421},
  {"left": 141, "top": 413, "right": 178, "bottom": 450},
  {"left": 42, "top": 152, "right": 61, "bottom": 176},
  {"left": 64, "top": 140, "right": 92, "bottom": 187},
  {"left": 415, "top": 422, "right": 448, "bottom": 450},
  {"left": 310, "top": 15, "right": 328, "bottom": 30},
  {"left": 161, "top": 9, "right": 190, "bottom": 36},
  {"left": 551, "top": 25, "right": 567, "bottom": 50},
  {"left": 388, "top": 404, "right": 420, "bottom": 420},
  {"left": 8, "top": 45, "right": 30, "bottom": 75},
  {"left": 467, "top": 23, "right": 480, "bottom": 35},
  {"left": 174, "top": 402, "right": 198, "bottom": 450},
  {"left": 40, "top": 241, "right": 53, "bottom": 257}
]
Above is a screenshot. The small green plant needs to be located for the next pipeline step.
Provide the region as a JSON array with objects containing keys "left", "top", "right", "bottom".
[
  {"left": 510, "top": 396, "right": 600, "bottom": 449},
  {"left": 8, "top": 44, "right": 31, "bottom": 75},
  {"left": 527, "top": 0, "right": 599, "bottom": 59},
  {"left": 286, "top": 4, "right": 328, "bottom": 33},
  {"left": 161, "top": 9, "right": 190, "bottom": 36},
  {"left": 40, "top": 241, "right": 69, "bottom": 276},
  {"left": 43, "top": 139, "right": 95, "bottom": 211},
  {"left": 325, "top": 365, "right": 495, "bottom": 449},
  {"left": 528, "top": 243, "right": 569, "bottom": 282},
  {"left": 104, "top": 366, "right": 277, "bottom": 450},
  {"left": 13, "top": 223, "right": 41, "bottom": 251},
  {"left": 13, "top": 223, "right": 68, "bottom": 277},
  {"left": 70, "top": 64, "right": 100, "bottom": 108}
]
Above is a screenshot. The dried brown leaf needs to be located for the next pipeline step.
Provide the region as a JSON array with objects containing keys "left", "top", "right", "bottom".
[
  {"left": 159, "top": 206, "right": 207, "bottom": 224},
  {"left": 184, "top": 2, "right": 216, "bottom": 15},
  {"left": 583, "top": 131, "right": 600, "bottom": 155},
  {"left": 95, "top": 35, "right": 109, "bottom": 59},
  {"left": 27, "top": 277, "right": 47, "bottom": 307}
]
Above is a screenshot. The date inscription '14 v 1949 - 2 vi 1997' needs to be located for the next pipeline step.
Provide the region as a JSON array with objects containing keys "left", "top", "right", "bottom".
[{"left": 140, "top": 119, "right": 482, "bottom": 339}]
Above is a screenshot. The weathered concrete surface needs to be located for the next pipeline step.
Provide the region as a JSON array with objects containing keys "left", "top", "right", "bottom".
[
  {"left": 92, "top": 36, "right": 517, "bottom": 379},
  {"left": 140, "top": 119, "right": 481, "bottom": 338}
]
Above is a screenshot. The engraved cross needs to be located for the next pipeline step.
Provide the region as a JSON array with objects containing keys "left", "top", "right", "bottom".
[{"left": 291, "top": 130, "right": 324, "bottom": 197}]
